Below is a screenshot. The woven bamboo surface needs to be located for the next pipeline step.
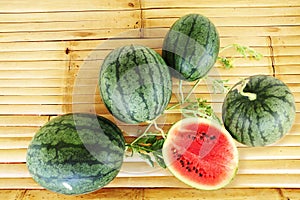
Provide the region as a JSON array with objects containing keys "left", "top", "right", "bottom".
[{"left": 0, "top": 0, "right": 300, "bottom": 197}]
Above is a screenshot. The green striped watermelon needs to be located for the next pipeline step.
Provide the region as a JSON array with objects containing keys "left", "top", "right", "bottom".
[
  {"left": 162, "top": 14, "right": 220, "bottom": 82},
  {"left": 222, "top": 75, "right": 296, "bottom": 146},
  {"left": 26, "top": 113, "right": 125, "bottom": 195},
  {"left": 99, "top": 45, "right": 172, "bottom": 124}
]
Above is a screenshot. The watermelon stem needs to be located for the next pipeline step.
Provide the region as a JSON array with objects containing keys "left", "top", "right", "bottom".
[
  {"left": 125, "top": 117, "right": 167, "bottom": 168},
  {"left": 185, "top": 78, "right": 202, "bottom": 100},
  {"left": 127, "top": 115, "right": 166, "bottom": 148},
  {"left": 238, "top": 80, "right": 257, "bottom": 101},
  {"left": 219, "top": 44, "right": 236, "bottom": 53},
  {"left": 153, "top": 120, "right": 166, "bottom": 139},
  {"left": 125, "top": 120, "right": 155, "bottom": 153},
  {"left": 166, "top": 79, "right": 202, "bottom": 111},
  {"left": 179, "top": 80, "right": 184, "bottom": 103}
]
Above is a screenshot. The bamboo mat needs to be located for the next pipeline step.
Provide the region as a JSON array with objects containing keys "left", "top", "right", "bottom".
[{"left": 0, "top": 0, "right": 300, "bottom": 191}]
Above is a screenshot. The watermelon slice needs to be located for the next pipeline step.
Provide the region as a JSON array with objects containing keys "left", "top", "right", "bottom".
[{"left": 162, "top": 117, "right": 238, "bottom": 190}]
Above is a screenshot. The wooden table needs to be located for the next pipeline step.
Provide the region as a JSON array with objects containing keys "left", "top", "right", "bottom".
[{"left": 0, "top": 0, "right": 300, "bottom": 199}]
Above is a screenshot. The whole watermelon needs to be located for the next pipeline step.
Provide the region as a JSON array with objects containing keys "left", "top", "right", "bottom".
[
  {"left": 99, "top": 45, "right": 172, "bottom": 124},
  {"left": 26, "top": 113, "right": 125, "bottom": 195},
  {"left": 222, "top": 75, "right": 296, "bottom": 146},
  {"left": 162, "top": 13, "right": 220, "bottom": 81}
]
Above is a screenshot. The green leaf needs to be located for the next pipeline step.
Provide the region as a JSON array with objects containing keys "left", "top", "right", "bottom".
[
  {"left": 218, "top": 57, "right": 234, "bottom": 69},
  {"left": 233, "top": 44, "right": 263, "bottom": 60},
  {"left": 218, "top": 43, "right": 263, "bottom": 69},
  {"left": 135, "top": 134, "right": 157, "bottom": 144},
  {"left": 126, "top": 133, "right": 166, "bottom": 168},
  {"left": 153, "top": 151, "right": 166, "bottom": 168},
  {"left": 151, "top": 139, "right": 165, "bottom": 151},
  {"left": 138, "top": 152, "right": 154, "bottom": 167},
  {"left": 180, "top": 98, "right": 222, "bottom": 125}
]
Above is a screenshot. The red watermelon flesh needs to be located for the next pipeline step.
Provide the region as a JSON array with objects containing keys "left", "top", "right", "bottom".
[{"left": 162, "top": 117, "right": 238, "bottom": 190}]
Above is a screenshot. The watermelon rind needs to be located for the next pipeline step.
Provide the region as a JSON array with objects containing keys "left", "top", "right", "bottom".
[
  {"left": 222, "top": 75, "right": 296, "bottom": 147},
  {"left": 99, "top": 44, "right": 172, "bottom": 124},
  {"left": 26, "top": 113, "right": 125, "bottom": 195},
  {"left": 162, "top": 13, "right": 220, "bottom": 82},
  {"left": 162, "top": 117, "right": 239, "bottom": 190}
]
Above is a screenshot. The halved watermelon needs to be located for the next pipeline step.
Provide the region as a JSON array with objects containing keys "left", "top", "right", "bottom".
[{"left": 162, "top": 117, "right": 238, "bottom": 190}]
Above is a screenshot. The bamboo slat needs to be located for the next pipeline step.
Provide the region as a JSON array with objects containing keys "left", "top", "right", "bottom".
[
  {"left": 144, "top": 7, "right": 300, "bottom": 18},
  {"left": 0, "top": 149, "right": 26, "bottom": 163},
  {"left": 0, "top": 0, "right": 140, "bottom": 12},
  {"left": 0, "top": 10, "right": 141, "bottom": 23},
  {"left": 142, "top": 0, "right": 300, "bottom": 8},
  {"left": 0, "top": 127, "right": 38, "bottom": 137},
  {"left": 275, "top": 56, "right": 300, "bottom": 66},
  {"left": 0, "top": 116, "right": 48, "bottom": 126},
  {"left": 0, "top": 105, "right": 64, "bottom": 115},
  {"left": 108, "top": 174, "right": 300, "bottom": 188},
  {"left": 0, "top": 12, "right": 141, "bottom": 33},
  {"left": 145, "top": 16, "right": 300, "bottom": 28},
  {"left": 276, "top": 66, "right": 300, "bottom": 74},
  {"left": 0, "top": 79, "right": 65, "bottom": 87},
  {"left": 143, "top": 188, "right": 283, "bottom": 200},
  {"left": 1, "top": 174, "right": 300, "bottom": 190},
  {"left": 0, "top": 36, "right": 271, "bottom": 54},
  {"left": 2, "top": 159, "right": 300, "bottom": 180},
  {"left": 272, "top": 35, "right": 300, "bottom": 46},
  {"left": 0, "top": 29, "right": 141, "bottom": 43},
  {"left": 143, "top": 27, "right": 300, "bottom": 38},
  {"left": 21, "top": 189, "right": 143, "bottom": 200},
  {"left": 276, "top": 74, "right": 300, "bottom": 83}
]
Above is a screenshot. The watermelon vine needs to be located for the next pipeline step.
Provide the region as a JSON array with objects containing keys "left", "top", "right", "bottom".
[
  {"left": 217, "top": 43, "right": 263, "bottom": 69},
  {"left": 125, "top": 44, "right": 263, "bottom": 168}
]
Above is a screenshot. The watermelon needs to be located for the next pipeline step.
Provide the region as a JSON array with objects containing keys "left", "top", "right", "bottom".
[
  {"left": 162, "top": 117, "right": 238, "bottom": 190},
  {"left": 162, "top": 14, "right": 220, "bottom": 81},
  {"left": 99, "top": 45, "right": 172, "bottom": 124},
  {"left": 222, "top": 75, "right": 296, "bottom": 146},
  {"left": 26, "top": 113, "right": 125, "bottom": 195}
]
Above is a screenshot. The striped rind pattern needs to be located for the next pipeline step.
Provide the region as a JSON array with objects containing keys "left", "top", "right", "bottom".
[
  {"left": 222, "top": 75, "right": 296, "bottom": 146},
  {"left": 26, "top": 113, "right": 125, "bottom": 195},
  {"left": 162, "top": 14, "right": 220, "bottom": 82},
  {"left": 99, "top": 45, "right": 172, "bottom": 124}
]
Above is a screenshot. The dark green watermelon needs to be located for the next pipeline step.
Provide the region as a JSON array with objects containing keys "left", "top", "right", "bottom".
[
  {"left": 26, "top": 113, "right": 125, "bottom": 195},
  {"left": 222, "top": 75, "right": 296, "bottom": 146},
  {"left": 162, "top": 13, "right": 220, "bottom": 82},
  {"left": 99, "top": 45, "right": 172, "bottom": 124}
]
